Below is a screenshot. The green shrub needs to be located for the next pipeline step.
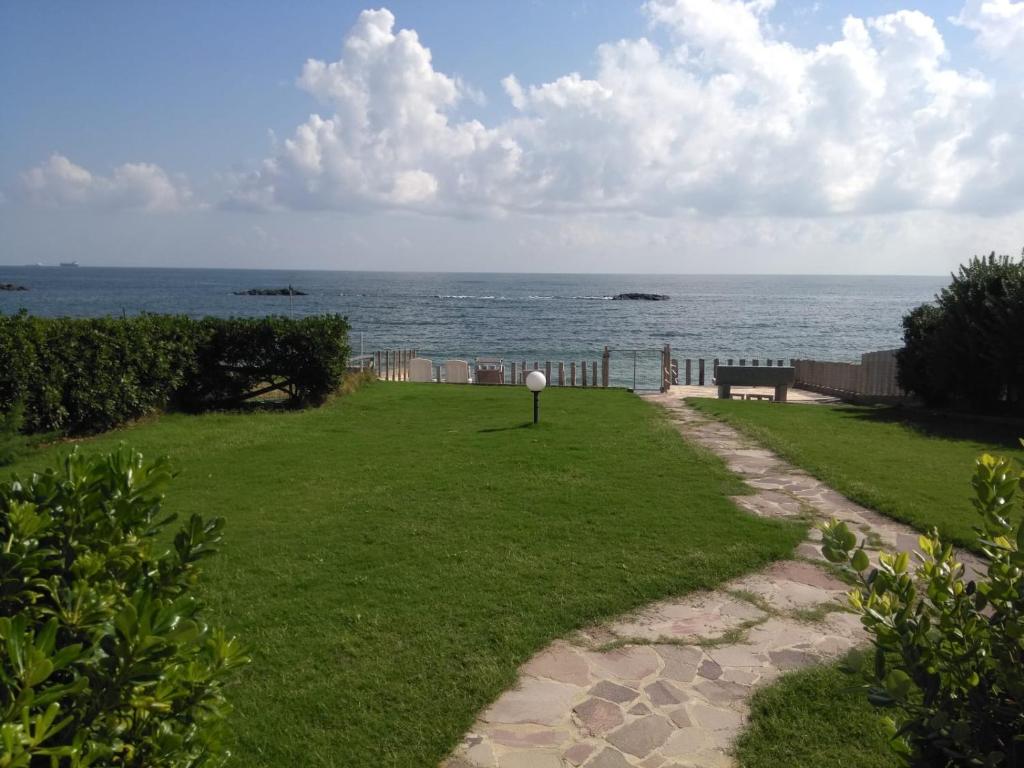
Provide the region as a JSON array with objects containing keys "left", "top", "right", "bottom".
[
  {"left": 0, "top": 313, "right": 200, "bottom": 435},
  {"left": 821, "top": 450, "right": 1024, "bottom": 767},
  {"left": 0, "top": 445, "right": 248, "bottom": 767},
  {"left": 180, "top": 315, "right": 351, "bottom": 409},
  {"left": 0, "top": 313, "right": 350, "bottom": 435},
  {"left": 897, "top": 252, "right": 1024, "bottom": 413},
  {"left": 0, "top": 403, "right": 27, "bottom": 467}
]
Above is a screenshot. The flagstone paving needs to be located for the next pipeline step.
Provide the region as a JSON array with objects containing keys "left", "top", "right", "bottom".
[{"left": 442, "top": 395, "right": 981, "bottom": 768}]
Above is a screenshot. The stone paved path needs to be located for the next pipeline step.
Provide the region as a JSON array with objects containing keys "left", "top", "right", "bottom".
[{"left": 443, "top": 395, "right": 981, "bottom": 768}]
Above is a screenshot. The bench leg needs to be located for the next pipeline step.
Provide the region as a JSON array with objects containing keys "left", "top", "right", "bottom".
[
  {"left": 718, "top": 384, "right": 731, "bottom": 399},
  {"left": 775, "top": 384, "right": 788, "bottom": 402}
]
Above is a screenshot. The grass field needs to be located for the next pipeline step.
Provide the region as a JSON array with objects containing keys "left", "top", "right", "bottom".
[
  {"left": 736, "top": 661, "right": 900, "bottom": 768},
  {"left": 689, "top": 399, "right": 1024, "bottom": 550},
  {"left": 7, "top": 383, "right": 804, "bottom": 767}
]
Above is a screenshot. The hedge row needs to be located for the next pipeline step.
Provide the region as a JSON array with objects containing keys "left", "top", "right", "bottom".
[{"left": 0, "top": 313, "right": 350, "bottom": 435}]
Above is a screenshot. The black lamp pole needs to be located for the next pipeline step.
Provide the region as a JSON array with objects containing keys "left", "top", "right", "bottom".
[{"left": 533, "top": 391, "right": 539, "bottom": 424}]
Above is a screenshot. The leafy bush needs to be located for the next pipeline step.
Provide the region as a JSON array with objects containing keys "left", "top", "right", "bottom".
[
  {"left": 822, "top": 450, "right": 1024, "bottom": 767},
  {"left": 0, "top": 446, "right": 248, "bottom": 766},
  {"left": 0, "top": 312, "right": 350, "bottom": 435},
  {"left": 0, "top": 402, "right": 27, "bottom": 467},
  {"left": 897, "top": 252, "right": 1024, "bottom": 413},
  {"left": 0, "top": 313, "right": 201, "bottom": 435},
  {"left": 179, "top": 315, "right": 351, "bottom": 409}
]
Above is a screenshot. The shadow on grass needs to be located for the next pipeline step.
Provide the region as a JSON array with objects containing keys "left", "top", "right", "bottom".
[
  {"left": 841, "top": 405, "right": 1024, "bottom": 450},
  {"left": 477, "top": 422, "right": 534, "bottom": 433}
]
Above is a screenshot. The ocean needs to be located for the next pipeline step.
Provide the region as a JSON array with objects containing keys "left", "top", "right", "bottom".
[{"left": 0, "top": 267, "right": 943, "bottom": 367}]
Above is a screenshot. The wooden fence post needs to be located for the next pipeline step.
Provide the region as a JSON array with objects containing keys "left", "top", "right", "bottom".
[
  {"left": 698, "top": 358, "right": 705, "bottom": 386},
  {"left": 511, "top": 362, "right": 517, "bottom": 384},
  {"left": 581, "top": 361, "right": 588, "bottom": 388},
  {"left": 571, "top": 362, "right": 577, "bottom": 386},
  {"left": 602, "top": 347, "right": 610, "bottom": 388},
  {"left": 752, "top": 358, "right": 759, "bottom": 366},
  {"left": 727, "top": 358, "right": 733, "bottom": 366},
  {"left": 685, "top": 359, "right": 692, "bottom": 385},
  {"left": 545, "top": 361, "right": 551, "bottom": 383},
  {"left": 592, "top": 361, "right": 597, "bottom": 386},
  {"left": 713, "top": 358, "right": 719, "bottom": 379},
  {"left": 740, "top": 358, "right": 746, "bottom": 366},
  {"left": 558, "top": 361, "right": 564, "bottom": 387}
]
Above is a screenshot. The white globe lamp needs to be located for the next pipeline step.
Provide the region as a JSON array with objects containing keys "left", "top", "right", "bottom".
[{"left": 525, "top": 370, "right": 547, "bottom": 424}]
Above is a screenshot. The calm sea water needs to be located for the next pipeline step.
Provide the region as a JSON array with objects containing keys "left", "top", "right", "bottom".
[{"left": 0, "top": 267, "right": 943, "bottom": 366}]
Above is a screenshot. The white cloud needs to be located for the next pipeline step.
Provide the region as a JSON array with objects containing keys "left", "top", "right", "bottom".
[
  {"left": 21, "top": 153, "right": 191, "bottom": 212},
  {"left": 951, "top": 0, "right": 1024, "bottom": 56},
  {"left": 228, "top": 8, "right": 505, "bottom": 213},
  {"left": 229, "top": 2, "right": 1023, "bottom": 220}
]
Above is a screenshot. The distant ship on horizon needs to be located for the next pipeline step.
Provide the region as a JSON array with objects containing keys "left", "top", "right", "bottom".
[{"left": 59, "top": 261, "right": 79, "bottom": 267}]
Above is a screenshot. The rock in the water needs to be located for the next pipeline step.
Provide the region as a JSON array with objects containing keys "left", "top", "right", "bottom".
[
  {"left": 611, "top": 293, "right": 669, "bottom": 301},
  {"left": 0, "top": 283, "right": 28, "bottom": 292},
  {"left": 234, "top": 287, "right": 307, "bottom": 296}
]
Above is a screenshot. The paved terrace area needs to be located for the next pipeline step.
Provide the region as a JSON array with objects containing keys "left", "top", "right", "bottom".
[
  {"left": 443, "top": 394, "right": 979, "bottom": 768},
  {"left": 666, "top": 385, "right": 840, "bottom": 404}
]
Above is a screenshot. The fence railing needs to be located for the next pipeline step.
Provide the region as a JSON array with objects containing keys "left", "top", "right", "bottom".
[
  {"left": 362, "top": 350, "right": 617, "bottom": 387},
  {"left": 349, "top": 349, "right": 418, "bottom": 381},
  {"left": 667, "top": 356, "right": 789, "bottom": 387},
  {"left": 357, "top": 346, "right": 907, "bottom": 401},
  {"left": 791, "top": 349, "right": 904, "bottom": 401},
  {"left": 361, "top": 347, "right": 673, "bottom": 390}
]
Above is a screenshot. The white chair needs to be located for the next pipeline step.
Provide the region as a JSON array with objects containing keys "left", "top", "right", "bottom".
[
  {"left": 408, "top": 357, "right": 434, "bottom": 382},
  {"left": 443, "top": 359, "right": 470, "bottom": 383}
]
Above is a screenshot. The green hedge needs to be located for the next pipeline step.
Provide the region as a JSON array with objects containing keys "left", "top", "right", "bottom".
[
  {"left": 898, "top": 252, "right": 1024, "bottom": 413},
  {"left": 179, "top": 315, "right": 351, "bottom": 410},
  {"left": 0, "top": 313, "right": 350, "bottom": 435}
]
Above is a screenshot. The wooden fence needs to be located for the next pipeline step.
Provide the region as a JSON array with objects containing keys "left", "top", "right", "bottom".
[
  {"left": 791, "top": 349, "right": 905, "bottom": 402},
  {"left": 360, "top": 346, "right": 906, "bottom": 401},
  {"left": 357, "top": 349, "right": 417, "bottom": 381},
  {"left": 669, "top": 356, "right": 787, "bottom": 386},
  {"left": 364, "top": 349, "right": 618, "bottom": 388}
]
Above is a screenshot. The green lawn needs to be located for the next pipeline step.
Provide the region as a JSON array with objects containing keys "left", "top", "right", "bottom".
[
  {"left": 689, "top": 399, "right": 1024, "bottom": 550},
  {"left": 736, "top": 661, "right": 900, "bottom": 768},
  {"left": 7, "top": 384, "right": 804, "bottom": 767}
]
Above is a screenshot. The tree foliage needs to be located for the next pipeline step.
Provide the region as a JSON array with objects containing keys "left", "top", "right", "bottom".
[
  {"left": 897, "top": 252, "right": 1024, "bottom": 412},
  {"left": 822, "top": 450, "right": 1024, "bottom": 767},
  {"left": 0, "top": 446, "right": 248, "bottom": 766}
]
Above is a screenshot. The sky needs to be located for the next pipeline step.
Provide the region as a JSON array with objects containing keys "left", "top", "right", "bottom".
[{"left": 1, "top": 0, "right": 1023, "bottom": 274}]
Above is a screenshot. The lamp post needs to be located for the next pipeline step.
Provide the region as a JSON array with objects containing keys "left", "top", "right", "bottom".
[{"left": 525, "top": 370, "right": 546, "bottom": 424}]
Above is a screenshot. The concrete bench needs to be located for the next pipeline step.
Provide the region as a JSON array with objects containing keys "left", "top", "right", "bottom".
[{"left": 715, "top": 366, "right": 795, "bottom": 402}]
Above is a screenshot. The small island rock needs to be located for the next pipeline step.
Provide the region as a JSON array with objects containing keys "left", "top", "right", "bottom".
[
  {"left": 611, "top": 292, "right": 669, "bottom": 301},
  {"left": 0, "top": 283, "right": 29, "bottom": 292}
]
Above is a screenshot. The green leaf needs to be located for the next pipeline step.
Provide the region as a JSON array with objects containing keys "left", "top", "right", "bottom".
[{"left": 852, "top": 549, "right": 870, "bottom": 572}]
